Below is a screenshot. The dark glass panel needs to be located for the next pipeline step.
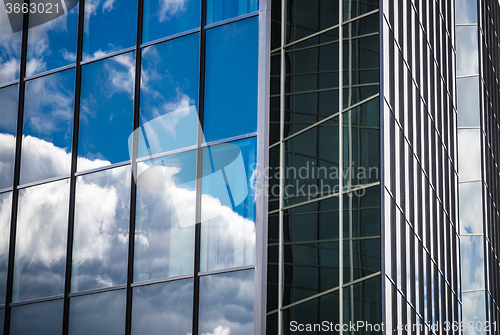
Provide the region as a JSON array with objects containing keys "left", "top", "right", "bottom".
[
  {"left": 82, "top": 0, "right": 137, "bottom": 60},
  {"left": 139, "top": 33, "right": 199, "bottom": 158},
  {"left": 20, "top": 69, "right": 75, "bottom": 185},
  {"left": 71, "top": 165, "right": 131, "bottom": 292},
  {"left": 285, "top": 0, "right": 339, "bottom": 44},
  {"left": 206, "top": 0, "right": 258, "bottom": 24},
  {"left": 10, "top": 299, "right": 63, "bottom": 335},
  {"left": 0, "top": 10, "right": 23, "bottom": 84},
  {"left": 283, "top": 117, "right": 340, "bottom": 206},
  {"left": 266, "top": 312, "right": 278, "bottom": 335},
  {"left": 131, "top": 279, "right": 193, "bottom": 335},
  {"left": 457, "top": 76, "right": 480, "bottom": 127},
  {"left": 347, "top": 185, "right": 380, "bottom": 238},
  {"left": 68, "top": 289, "right": 126, "bottom": 335},
  {"left": 0, "top": 192, "right": 11, "bottom": 304},
  {"left": 0, "top": 308, "right": 3, "bottom": 335},
  {"left": 343, "top": 0, "right": 378, "bottom": 21},
  {"left": 456, "top": 26, "right": 478, "bottom": 76},
  {"left": 143, "top": 0, "right": 200, "bottom": 43},
  {"left": 13, "top": 179, "right": 69, "bottom": 302},
  {"left": 459, "top": 182, "right": 483, "bottom": 235},
  {"left": 134, "top": 150, "right": 197, "bottom": 282},
  {"left": 460, "top": 236, "right": 484, "bottom": 291},
  {"left": 203, "top": 17, "right": 258, "bottom": 142},
  {"left": 0, "top": 85, "right": 18, "bottom": 190},
  {"left": 458, "top": 129, "right": 481, "bottom": 182},
  {"left": 78, "top": 52, "right": 135, "bottom": 171},
  {"left": 26, "top": 4, "right": 78, "bottom": 76},
  {"left": 455, "top": 0, "right": 477, "bottom": 24},
  {"left": 198, "top": 269, "right": 254, "bottom": 335},
  {"left": 200, "top": 138, "right": 256, "bottom": 271}
]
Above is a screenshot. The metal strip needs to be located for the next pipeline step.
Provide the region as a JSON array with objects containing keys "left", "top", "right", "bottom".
[
  {"left": 24, "top": 63, "right": 76, "bottom": 82},
  {"left": 4, "top": 3, "right": 30, "bottom": 334},
  {"left": 338, "top": 0, "right": 343, "bottom": 331}
]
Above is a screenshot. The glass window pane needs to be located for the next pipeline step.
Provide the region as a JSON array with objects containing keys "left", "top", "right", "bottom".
[
  {"left": 78, "top": 52, "right": 135, "bottom": 171},
  {"left": 460, "top": 236, "right": 484, "bottom": 291},
  {"left": 462, "top": 291, "right": 486, "bottom": 335},
  {"left": 138, "top": 34, "right": 199, "bottom": 158},
  {"left": 0, "top": 308, "right": 3, "bottom": 335},
  {"left": 455, "top": 0, "right": 477, "bottom": 24},
  {"left": 69, "top": 289, "right": 126, "bottom": 335},
  {"left": 458, "top": 129, "right": 482, "bottom": 182},
  {"left": 0, "top": 192, "right": 12, "bottom": 305},
  {"left": 0, "top": 85, "right": 18, "bottom": 190},
  {"left": 0, "top": 9, "right": 23, "bottom": 85},
  {"left": 71, "top": 165, "right": 131, "bottom": 292},
  {"left": 198, "top": 269, "right": 254, "bottom": 335},
  {"left": 457, "top": 76, "right": 480, "bottom": 127},
  {"left": 134, "top": 150, "right": 196, "bottom": 282},
  {"left": 200, "top": 138, "right": 256, "bottom": 272},
  {"left": 143, "top": 0, "right": 200, "bottom": 43},
  {"left": 26, "top": 4, "right": 78, "bottom": 76},
  {"left": 13, "top": 179, "right": 69, "bottom": 302},
  {"left": 203, "top": 17, "right": 258, "bottom": 142},
  {"left": 131, "top": 279, "right": 193, "bottom": 335},
  {"left": 459, "top": 182, "right": 483, "bottom": 235},
  {"left": 456, "top": 26, "right": 478, "bottom": 76},
  {"left": 82, "top": 0, "right": 138, "bottom": 60},
  {"left": 20, "top": 69, "right": 75, "bottom": 185},
  {"left": 10, "top": 299, "right": 63, "bottom": 335},
  {"left": 206, "top": 0, "right": 258, "bottom": 25}
]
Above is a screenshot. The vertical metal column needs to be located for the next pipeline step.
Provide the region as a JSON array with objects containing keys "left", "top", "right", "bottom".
[
  {"left": 338, "top": 0, "right": 344, "bottom": 331},
  {"left": 3, "top": 2, "right": 30, "bottom": 334}
]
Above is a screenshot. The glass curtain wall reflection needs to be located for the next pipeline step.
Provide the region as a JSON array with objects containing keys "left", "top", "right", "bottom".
[
  {"left": 267, "top": 0, "right": 381, "bottom": 333},
  {"left": 0, "top": 0, "right": 265, "bottom": 334}
]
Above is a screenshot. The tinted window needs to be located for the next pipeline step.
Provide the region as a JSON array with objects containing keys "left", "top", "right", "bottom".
[
  {"left": 0, "top": 85, "right": 18, "bottom": 190},
  {"left": 0, "top": 192, "right": 12, "bottom": 304},
  {"left": 10, "top": 299, "right": 63, "bottom": 335},
  {"left": 207, "top": 0, "right": 258, "bottom": 24}
]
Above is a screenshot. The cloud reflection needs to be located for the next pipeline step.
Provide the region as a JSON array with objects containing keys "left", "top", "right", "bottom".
[{"left": 0, "top": 6, "right": 22, "bottom": 84}]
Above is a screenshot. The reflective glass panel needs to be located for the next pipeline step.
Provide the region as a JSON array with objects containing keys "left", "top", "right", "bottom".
[
  {"left": 0, "top": 85, "right": 18, "bottom": 190},
  {"left": 459, "top": 182, "right": 483, "bottom": 235},
  {"left": 72, "top": 165, "right": 131, "bottom": 292},
  {"left": 342, "top": 276, "right": 382, "bottom": 331},
  {"left": 131, "top": 279, "right": 193, "bottom": 335},
  {"left": 78, "top": 52, "right": 135, "bottom": 171},
  {"left": 460, "top": 236, "right": 484, "bottom": 291},
  {"left": 457, "top": 76, "right": 480, "bottom": 127},
  {"left": 0, "top": 308, "right": 3, "bottom": 335},
  {"left": 200, "top": 138, "right": 256, "bottom": 272},
  {"left": 456, "top": 26, "right": 479, "bottom": 76},
  {"left": 134, "top": 150, "right": 197, "bottom": 282},
  {"left": 455, "top": 0, "right": 477, "bottom": 24},
  {"left": 0, "top": 9, "right": 22, "bottom": 85},
  {"left": 20, "top": 69, "right": 75, "bottom": 185},
  {"left": 462, "top": 291, "right": 486, "bottom": 335},
  {"left": 10, "top": 299, "right": 63, "bottom": 335},
  {"left": 68, "top": 289, "right": 126, "bottom": 335},
  {"left": 203, "top": 17, "right": 258, "bottom": 142},
  {"left": 458, "top": 129, "right": 482, "bottom": 182},
  {"left": 206, "top": 0, "right": 258, "bottom": 24},
  {"left": 138, "top": 33, "right": 199, "bottom": 158},
  {"left": 198, "top": 269, "right": 254, "bottom": 335},
  {"left": 26, "top": 3, "right": 78, "bottom": 76},
  {"left": 0, "top": 193, "right": 11, "bottom": 304},
  {"left": 82, "top": 0, "right": 137, "bottom": 60},
  {"left": 143, "top": 0, "right": 200, "bottom": 43},
  {"left": 13, "top": 179, "right": 69, "bottom": 302}
]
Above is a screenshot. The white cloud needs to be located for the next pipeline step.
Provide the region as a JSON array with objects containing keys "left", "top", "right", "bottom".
[
  {"left": 202, "top": 326, "right": 231, "bottom": 335},
  {"left": 158, "top": 0, "right": 187, "bottom": 22}
]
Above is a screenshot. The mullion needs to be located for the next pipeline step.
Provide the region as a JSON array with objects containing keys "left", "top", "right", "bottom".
[{"left": 4, "top": 2, "right": 30, "bottom": 335}]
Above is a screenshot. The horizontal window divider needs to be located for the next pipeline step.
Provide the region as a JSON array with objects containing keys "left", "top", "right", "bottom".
[
  {"left": 456, "top": 74, "right": 480, "bottom": 79},
  {"left": 285, "top": 32, "right": 379, "bottom": 54},
  {"left": 268, "top": 235, "right": 381, "bottom": 247},
  {"left": 280, "top": 181, "right": 380, "bottom": 212},
  {"left": 136, "top": 145, "right": 198, "bottom": 163},
  {"left": 268, "top": 209, "right": 279, "bottom": 215},
  {"left": 68, "top": 284, "right": 127, "bottom": 298},
  {"left": 80, "top": 47, "right": 136, "bottom": 66},
  {"left": 75, "top": 160, "right": 131, "bottom": 177},
  {"left": 17, "top": 174, "right": 71, "bottom": 190},
  {"left": 455, "top": 23, "right": 478, "bottom": 27},
  {"left": 0, "top": 304, "right": 4, "bottom": 309},
  {"left": 202, "top": 132, "right": 257, "bottom": 148},
  {"left": 457, "top": 126, "right": 482, "bottom": 130},
  {"left": 269, "top": 141, "right": 279, "bottom": 149},
  {"left": 0, "top": 79, "right": 20, "bottom": 90},
  {"left": 458, "top": 179, "right": 483, "bottom": 184},
  {"left": 131, "top": 274, "right": 194, "bottom": 288},
  {"left": 272, "top": 82, "right": 379, "bottom": 98},
  {"left": 198, "top": 264, "right": 255, "bottom": 277},
  {"left": 10, "top": 294, "right": 64, "bottom": 307},
  {"left": 24, "top": 64, "right": 76, "bottom": 82},
  {"left": 140, "top": 28, "right": 201, "bottom": 49},
  {"left": 266, "top": 309, "right": 278, "bottom": 316},
  {"left": 279, "top": 271, "right": 381, "bottom": 311},
  {"left": 0, "top": 187, "right": 13, "bottom": 194},
  {"left": 204, "top": 12, "right": 259, "bottom": 31},
  {"left": 460, "top": 234, "right": 484, "bottom": 237}
]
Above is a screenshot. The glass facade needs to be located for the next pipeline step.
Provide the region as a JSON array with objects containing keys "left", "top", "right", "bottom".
[{"left": 0, "top": 0, "right": 267, "bottom": 334}]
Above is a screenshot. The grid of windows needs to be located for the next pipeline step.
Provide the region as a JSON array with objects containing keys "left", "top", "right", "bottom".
[
  {"left": 0, "top": 0, "right": 267, "bottom": 334},
  {"left": 267, "top": 0, "right": 381, "bottom": 333},
  {"left": 382, "top": 0, "right": 461, "bottom": 332}
]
